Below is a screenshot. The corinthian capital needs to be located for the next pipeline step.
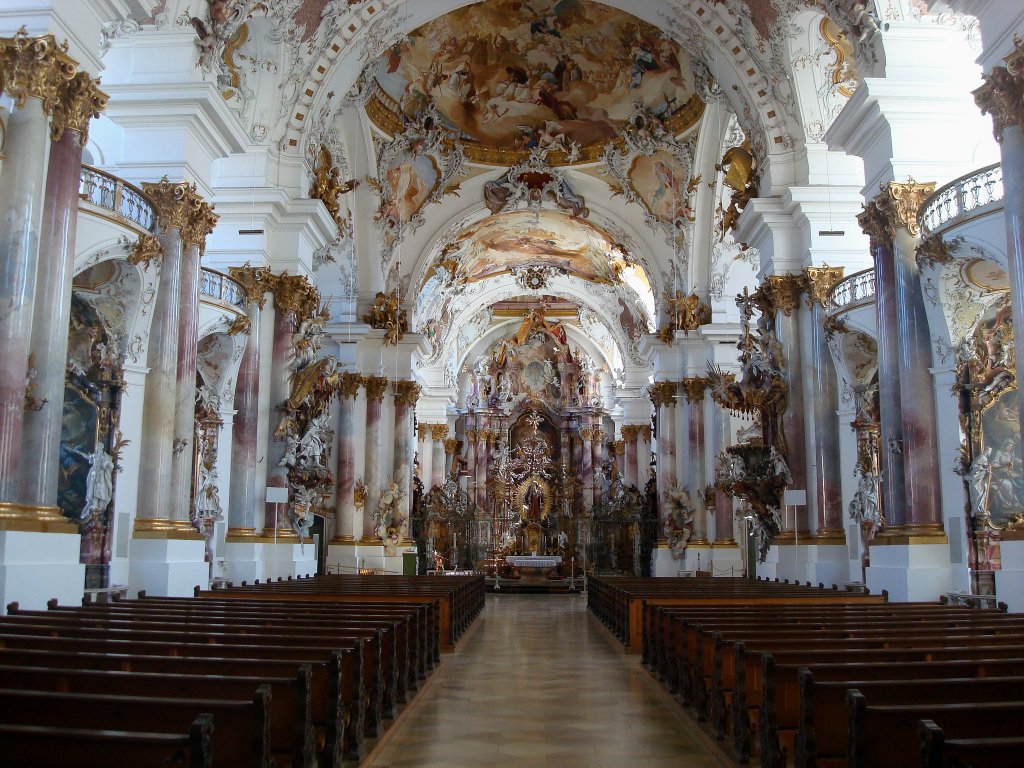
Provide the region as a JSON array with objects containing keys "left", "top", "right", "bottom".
[
  {"left": 229, "top": 265, "right": 275, "bottom": 310},
  {"left": 0, "top": 30, "right": 76, "bottom": 116},
  {"left": 680, "top": 377, "right": 708, "bottom": 403},
  {"left": 269, "top": 274, "right": 320, "bottom": 321},
  {"left": 887, "top": 178, "right": 935, "bottom": 237},
  {"left": 649, "top": 381, "right": 678, "bottom": 409},
  {"left": 393, "top": 380, "right": 421, "bottom": 407},
  {"left": 363, "top": 375, "right": 389, "bottom": 402},
  {"left": 974, "top": 34, "right": 1024, "bottom": 142},
  {"left": 141, "top": 178, "right": 219, "bottom": 250},
  {"left": 803, "top": 266, "right": 845, "bottom": 308}
]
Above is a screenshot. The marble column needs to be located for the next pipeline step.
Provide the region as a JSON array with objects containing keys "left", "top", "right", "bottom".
[
  {"left": 133, "top": 181, "right": 206, "bottom": 537},
  {"left": 712, "top": 404, "right": 735, "bottom": 542},
  {"left": 803, "top": 267, "right": 846, "bottom": 537},
  {"left": 975, "top": 40, "right": 1024, "bottom": 481},
  {"left": 621, "top": 425, "right": 640, "bottom": 486},
  {"left": 333, "top": 372, "right": 362, "bottom": 542},
  {"left": 859, "top": 197, "right": 909, "bottom": 529},
  {"left": 475, "top": 419, "right": 489, "bottom": 511},
  {"left": 362, "top": 376, "right": 388, "bottom": 540},
  {"left": 226, "top": 268, "right": 271, "bottom": 538},
  {"left": 444, "top": 438, "right": 458, "bottom": 479},
  {"left": 581, "top": 424, "right": 594, "bottom": 511},
  {"left": 650, "top": 382, "right": 677, "bottom": 533},
  {"left": 264, "top": 274, "right": 318, "bottom": 534},
  {"left": 465, "top": 427, "right": 477, "bottom": 504},
  {"left": 681, "top": 378, "right": 708, "bottom": 541},
  {"left": 638, "top": 425, "right": 652, "bottom": 488},
  {"left": 0, "top": 96, "right": 49, "bottom": 505},
  {"left": 393, "top": 381, "right": 419, "bottom": 541},
  {"left": 760, "top": 275, "right": 807, "bottom": 532},
  {"left": 592, "top": 425, "right": 605, "bottom": 508},
  {"left": 416, "top": 424, "right": 429, "bottom": 489},
  {"left": 18, "top": 125, "right": 84, "bottom": 511},
  {"left": 430, "top": 424, "right": 447, "bottom": 489}
]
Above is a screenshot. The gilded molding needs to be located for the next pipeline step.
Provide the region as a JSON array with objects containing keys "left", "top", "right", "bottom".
[
  {"left": 429, "top": 423, "right": 449, "bottom": 441},
  {"left": 973, "top": 34, "right": 1024, "bottom": 142},
  {"left": 887, "top": 178, "right": 936, "bottom": 237},
  {"left": 803, "top": 266, "right": 845, "bottom": 308},
  {"left": 127, "top": 233, "right": 163, "bottom": 268},
  {"left": 649, "top": 381, "right": 678, "bottom": 409},
  {"left": 362, "top": 290, "right": 408, "bottom": 347},
  {"left": 680, "top": 377, "right": 709, "bottom": 403},
  {"left": 229, "top": 265, "right": 275, "bottom": 310},
  {"left": 309, "top": 144, "right": 358, "bottom": 231},
  {"left": 339, "top": 372, "right": 362, "bottom": 400},
  {"left": 363, "top": 375, "right": 389, "bottom": 403},
  {"left": 916, "top": 234, "right": 953, "bottom": 271},
  {"left": 393, "top": 380, "right": 421, "bottom": 407},
  {"left": 226, "top": 315, "right": 251, "bottom": 336}
]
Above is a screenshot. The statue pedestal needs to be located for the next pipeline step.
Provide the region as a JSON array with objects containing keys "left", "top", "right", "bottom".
[{"left": 0, "top": 529, "right": 85, "bottom": 609}]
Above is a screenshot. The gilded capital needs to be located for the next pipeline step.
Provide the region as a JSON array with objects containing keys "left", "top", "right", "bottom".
[
  {"left": 760, "top": 274, "right": 804, "bottom": 317},
  {"left": 270, "top": 273, "right": 320, "bottom": 321},
  {"left": 127, "top": 234, "right": 163, "bottom": 268},
  {"left": 364, "top": 375, "right": 389, "bottom": 402},
  {"left": 142, "top": 178, "right": 219, "bottom": 250},
  {"left": 229, "top": 265, "right": 275, "bottom": 310},
  {"left": 680, "top": 376, "right": 708, "bottom": 402},
  {"left": 887, "top": 178, "right": 936, "bottom": 237},
  {"left": 621, "top": 424, "right": 642, "bottom": 442},
  {"left": 50, "top": 69, "right": 107, "bottom": 142},
  {"left": 803, "top": 266, "right": 845, "bottom": 308},
  {"left": 466, "top": 428, "right": 479, "bottom": 443},
  {"left": 393, "top": 380, "right": 421, "bottom": 407},
  {"left": 0, "top": 31, "right": 75, "bottom": 110},
  {"left": 649, "top": 381, "right": 678, "bottom": 409},
  {"left": 640, "top": 425, "right": 652, "bottom": 442},
  {"left": 444, "top": 438, "right": 459, "bottom": 455},
  {"left": 339, "top": 372, "right": 362, "bottom": 400},
  {"left": 416, "top": 423, "right": 429, "bottom": 441},
  {"left": 581, "top": 427, "right": 595, "bottom": 442},
  {"left": 614, "top": 439, "right": 625, "bottom": 456},
  {"left": 973, "top": 34, "right": 1024, "bottom": 142},
  {"left": 429, "top": 423, "right": 449, "bottom": 441},
  {"left": 857, "top": 196, "right": 895, "bottom": 254},
  {"left": 916, "top": 235, "right": 952, "bottom": 271}
]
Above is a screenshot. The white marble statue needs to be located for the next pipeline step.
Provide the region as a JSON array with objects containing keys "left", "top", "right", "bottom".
[{"left": 76, "top": 441, "right": 115, "bottom": 520}]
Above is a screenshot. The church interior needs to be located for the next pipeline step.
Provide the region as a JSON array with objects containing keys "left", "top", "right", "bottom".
[{"left": 2, "top": 0, "right": 1024, "bottom": 764}]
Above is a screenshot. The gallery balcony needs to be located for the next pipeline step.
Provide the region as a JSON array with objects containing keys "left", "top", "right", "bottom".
[
  {"left": 919, "top": 162, "right": 1004, "bottom": 241},
  {"left": 827, "top": 267, "right": 876, "bottom": 333}
]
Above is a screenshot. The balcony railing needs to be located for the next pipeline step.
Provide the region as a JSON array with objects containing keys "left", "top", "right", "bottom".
[
  {"left": 828, "top": 268, "right": 876, "bottom": 314},
  {"left": 79, "top": 164, "right": 157, "bottom": 232},
  {"left": 201, "top": 268, "right": 248, "bottom": 311},
  {"left": 919, "top": 162, "right": 1003, "bottom": 235}
]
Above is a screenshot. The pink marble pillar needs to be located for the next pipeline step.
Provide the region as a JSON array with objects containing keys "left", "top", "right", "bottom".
[
  {"left": 591, "top": 425, "right": 604, "bottom": 508},
  {"left": 638, "top": 425, "right": 652, "bottom": 488},
  {"left": 682, "top": 378, "right": 708, "bottom": 541},
  {"left": 651, "top": 382, "right": 677, "bottom": 534},
  {"left": 465, "top": 426, "right": 477, "bottom": 502},
  {"left": 804, "top": 268, "right": 845, "bottom": 536},
  {"left": 333, "top": 373, "right": 361, "bottom": 542},
  {"left": 476, "top": 418, "right": 489, "bottom": 511},
  {"left": 622, "top": 425, "right": 640, "bottom": 487},
  {"left": 169, "top": 241, "right": 203, "bottom": 526},
  {"left": 265, "top": 295, "right": 297, "bottom": 533},
  {"left": 0, "top": 97, "right": 50, "bottom": 504},
  {"left": 430, "top": 424, "right": 447, "bottom": 489},
  {"left": 227, "top": 272, "right": 267, "bottom": 536},
  {"left": 581, "top": 422, "right": 594, "bottom": 511},
  {"left": 859, "top": 199, "right": 908, "bottom": 529},
  {"left": 712, "top": 405, "right": 735, "bottom": 542},
  {"left": 19, "top": 126, "right": 83, "bottom": 510},
  {"left": 393, "top": 381, "right": 420, "bottom": 540},
  {"left": 362, "top": 376, "right": 388, "bottom": 540}
]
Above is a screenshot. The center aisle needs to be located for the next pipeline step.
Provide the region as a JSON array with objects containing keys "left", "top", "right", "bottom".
[{"left": 364, "top": 593, "right": 732, "bottom": 768}]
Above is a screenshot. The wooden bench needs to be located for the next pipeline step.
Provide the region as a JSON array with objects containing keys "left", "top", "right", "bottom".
[
  {"left": 919, "top": 719, "right": 1024, "bottom": 768},
  {"left": 0, "top": 714, "right": 212, "bottom": 768}
]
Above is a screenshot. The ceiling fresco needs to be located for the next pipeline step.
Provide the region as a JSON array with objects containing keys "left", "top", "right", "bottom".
[
  {"left": 369, "top": 0, "right": 702, "bottom": 158},
  {"left": 431, "top": 210, "right": 647, "bottom": 287}
]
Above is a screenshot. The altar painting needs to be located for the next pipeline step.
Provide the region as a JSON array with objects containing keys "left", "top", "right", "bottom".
[
  {"left": 628, "top": 149, "right": 691, "bottom": 225},
  {"left": 59, "top": 382, "right": 100, "bottom": 523},
  {"left": 373, "top": 0, "right": 699, "bottom": 151},
  {"left": 980, "top": 388, "right": 1022, "bottom": 526}
]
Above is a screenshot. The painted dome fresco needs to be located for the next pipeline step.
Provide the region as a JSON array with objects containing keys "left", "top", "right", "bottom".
[{"left": 369, "top": 0, "right": 703, "bottom": 159}]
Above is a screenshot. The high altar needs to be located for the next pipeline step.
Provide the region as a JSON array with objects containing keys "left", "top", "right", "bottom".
[{"left": 414, "top": 309, "right": 657, "bottom": 582}]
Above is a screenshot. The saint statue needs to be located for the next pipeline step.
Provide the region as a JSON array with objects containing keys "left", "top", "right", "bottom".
[
  {"left": 524, "top": 481, "right": 544, "bottom": 520},
  {"left": 72, "top": 441, "right": 115, "bottom": 521}
]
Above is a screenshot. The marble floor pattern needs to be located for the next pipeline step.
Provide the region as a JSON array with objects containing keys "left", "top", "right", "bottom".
[{"left": 363, "top": 593, "right": 733, "bottom": 768}]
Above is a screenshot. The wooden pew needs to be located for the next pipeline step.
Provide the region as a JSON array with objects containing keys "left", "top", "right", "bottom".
[
  {"left": 0, "top": 714, "right": 213, "bottom": 768},
  {"left": 919, "top": 719, "right": 1024, "bottom": 768},
  {"left": 798, "top": 671, "right": 1024, "bottom": 768},
  {"left": 0, "top": 661, "right": 313, "bottom": 768},
  {"left": 847, "top": 691, "right": 1024, "bottom": 768},
  {"left": 0, "top": 686, "right": 268, "bottom": 768}
]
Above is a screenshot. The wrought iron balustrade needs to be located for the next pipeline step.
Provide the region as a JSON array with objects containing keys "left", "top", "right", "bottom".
[
  {"left": 919, "top": 162, "right": 1003, "bottom": 235},
  {"left": 200, "top": 267, "right": 248, "bottom": 310},
  {"left": 79, "top": 164, "right": 157, "bottom": 232},
  {"left": 828, "top": 268, "right": 876, "bottom": 314}
]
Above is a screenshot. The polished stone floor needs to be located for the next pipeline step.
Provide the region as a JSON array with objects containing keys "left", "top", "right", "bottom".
[{"left": 364, "top": 593, "right": 732, "bottom": 768}]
